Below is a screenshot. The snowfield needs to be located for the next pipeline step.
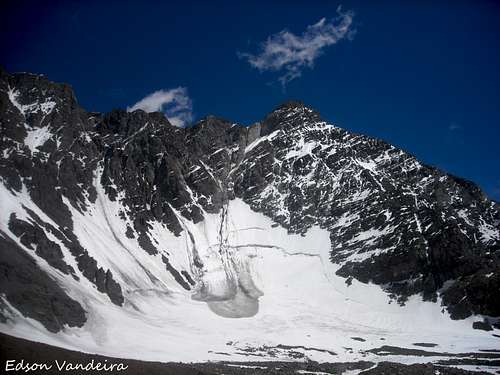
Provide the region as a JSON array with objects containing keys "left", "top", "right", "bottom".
[{"left": 0, "top": 178, "right": 497, "bottom": 369}]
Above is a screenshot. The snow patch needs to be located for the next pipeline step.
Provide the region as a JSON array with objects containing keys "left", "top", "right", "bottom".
[{"left": 24, "top": 125, "right": 52, "bottom": 153}]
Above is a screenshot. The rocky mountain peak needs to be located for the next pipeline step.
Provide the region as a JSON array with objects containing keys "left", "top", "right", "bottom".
[
  {"left": 259, "top": 100, "right": 322, "bottom": 136},
  {"left": 95, "top": 108, "right": 173, "bottom": 137},
  {"left": 275, "top": 99, "right": 306, "bottom": 110},
  {"left": 1, "top": 71, "right": 78, "bottom": 116}
]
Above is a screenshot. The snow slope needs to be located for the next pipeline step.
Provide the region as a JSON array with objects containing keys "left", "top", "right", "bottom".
[{"left": 0, "top": 178, "right": 497, "bottom": 366}]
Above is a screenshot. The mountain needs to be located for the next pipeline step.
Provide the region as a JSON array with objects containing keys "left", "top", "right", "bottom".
[{"left": 0, "top": 69, "right": 499, "bottom": 369}]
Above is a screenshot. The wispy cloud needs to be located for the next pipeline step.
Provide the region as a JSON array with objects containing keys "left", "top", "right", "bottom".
[
  {"left": 127, "top": 87, "right": 193, "bottom": 127},
  {"left": 238, "top": 6, "right": 355, "bottom": 86},
  {"left": 448, "top": 122, "right": 462, "bottom": 131}
]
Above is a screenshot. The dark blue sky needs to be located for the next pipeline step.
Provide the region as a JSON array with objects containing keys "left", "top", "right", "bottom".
[{"left": 2, "top": 0, "right": 499, "bottom": 200}]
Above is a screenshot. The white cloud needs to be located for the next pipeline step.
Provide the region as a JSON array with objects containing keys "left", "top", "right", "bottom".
[
  {"left": 239, "top": 6, "right": 355, "bottom": 86},
  {"left": 127, "top": 87, "right": 193, "bottom": 127}
]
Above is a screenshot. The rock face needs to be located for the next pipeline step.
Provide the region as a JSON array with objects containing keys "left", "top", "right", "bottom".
[
  {"left": 0, "top": 68, "right": 499, "bottom": 336},
  {"left": 0, "top": 235, "right": 86, "bottom": 332}
]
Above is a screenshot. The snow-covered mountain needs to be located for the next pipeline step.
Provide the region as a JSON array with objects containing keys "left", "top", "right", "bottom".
[{"left": 1, "top": 69, "right": 499, "bottom": 368}]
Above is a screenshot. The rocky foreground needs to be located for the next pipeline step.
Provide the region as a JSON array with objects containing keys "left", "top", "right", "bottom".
[{"left": 1, "top": 333, "right": 498, "bottom": 374}]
